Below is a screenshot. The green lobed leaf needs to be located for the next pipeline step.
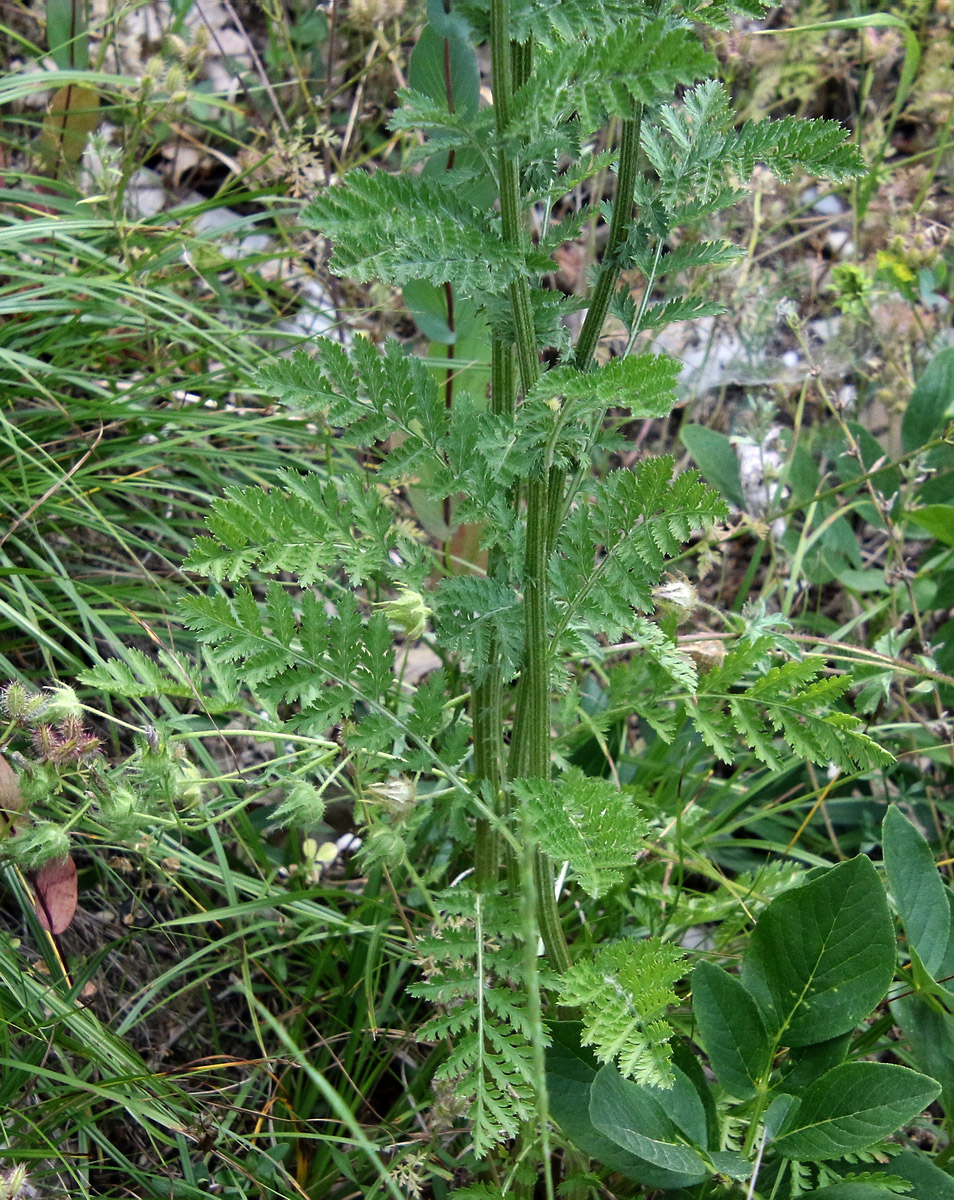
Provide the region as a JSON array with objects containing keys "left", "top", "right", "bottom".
[
  {"left": 303, "top": 171, "right": 534, "bottom": 292},
  {"left": 558, "top": 940, "right": 685, "bottom": 1086},
  {"left": 691, "top": 961, "right": 770, "bottom": 1099},
  {"left": 883, "top": 806, "right": 951, "bottom": 978},
  {"left": 741, "top": 856, "right": 895, "bottom": 1047},
  {"left": 804, "top": 1186, "right": 914, "bottom": 1199},
  {"left": 773, "top": 1061, "right": 940, "bottom": 1160},
  {"left": 518, "top": 769, "right": 649, "bottom": 898}
]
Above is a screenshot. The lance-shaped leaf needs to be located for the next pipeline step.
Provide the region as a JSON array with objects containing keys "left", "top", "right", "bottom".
[
  {"left": 692, "top": 961, "right": 770, "bottom": 1098},
  {"left": 883, "top": 805, "right": 951, "bottom": 979}
]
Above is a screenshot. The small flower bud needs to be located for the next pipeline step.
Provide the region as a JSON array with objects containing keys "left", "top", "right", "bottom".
[
  {"left": 273, "top": 781, "right": 326, "bottom": 829},
  {"left": 1, "top": 682, "right": 41, "bottom": 723},
  {"left": 652, "top": 575, "right": 698, "bottom": 624},
  {"left": 377, "top": 587, "right": 431, "bottom": 640},
  {"left": 366, "top": 776, "right": 416, "bottom": 818},
  {"left": 361, "top": 824, "right": 405, "bottom": 869}
]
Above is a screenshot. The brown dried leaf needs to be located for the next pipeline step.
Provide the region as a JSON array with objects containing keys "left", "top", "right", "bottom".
[
  {"left": 33, "top": 855, "right": 78, "bottom": 934},
  {"left": 0, "top": 756, "right": 23, "bottom": 816}
]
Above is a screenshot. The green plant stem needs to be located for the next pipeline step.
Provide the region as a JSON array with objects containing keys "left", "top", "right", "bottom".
[
  {"left": 472, "top": 338, "right": 515, "bottom": 891},
  {"left": 490, "top": 0, "right": 538, "bottom": 393},
  {"left": 490, "top": 0, "right": 570, "bottom": 973},
  {"left": 573, "top": 113, "right": 643, "bottom": 372},
  {"left": 545, "top": 110, "right": 644, "bottom": 551}
]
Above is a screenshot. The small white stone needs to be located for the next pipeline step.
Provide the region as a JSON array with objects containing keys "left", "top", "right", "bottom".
[
  {"left": 825, "top": 229, "right": 854, "bottom": 257},
  {"left": 813, "top": 192, "right": 847, "bottom": 217}
]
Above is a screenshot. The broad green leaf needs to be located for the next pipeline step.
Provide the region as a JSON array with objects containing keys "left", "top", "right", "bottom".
[
  {"left": 908, "top": 504, "right": 954, "bottom": 548},
  {"left": 409, "top": 23, "right": 479, "bottom": 117},
  {"left": 781, "top": 1033, "right": 851, "bottom": 1094},
  {"left": 39, "top": 84, "right": 99, "bottom": 166},
  {"left": 546, "top": 1026, "right": 659, "bottom": 1183},
  {"left": 691, "top": 961, "right": 770, "bottom": 1098},
  {"left": 679, "top": 424, "right": 745, "bottom": 508},
  {"left": 402, "top": 279, "right": 456, "bottom": 343},
  {"left": 741, "top": 856, "right": 895, "bottom": 1046},
  {"left": 589, "top": 1065, "right": 708, "bottom": 1184},
  {"left": 47, "top": 0, "right": 89, "bottom": 70},
  {"left": 892, "top": 995, "right": 954, "bottom": 1120},
  {"left": 883, "top": 806, "right": 951, "bottom": 977},
  {"left": 773, "top": 1061, "right": 939, "bottom": 1160},
  {"left": 902, "top": 347, "right": 954, "bottom": 452}
]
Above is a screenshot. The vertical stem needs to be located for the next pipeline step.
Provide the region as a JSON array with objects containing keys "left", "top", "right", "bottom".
[
  {"left": 441, "top": 280, "right": 456, "bottom": 542},
  {"left": 491, "top": 0, "right": 539, "bottom": 394},
  {"left": 472, "top": 337, "right": 516, "bottom": 891},
  {"left": 573, "top": 112, "right": 643, "bottom": 372},
  {"left": 490, "top": 0, "right": 570, "bottom": 972},
  {"left": 544, "top": 111, "right": 645, "bottom": 552}
]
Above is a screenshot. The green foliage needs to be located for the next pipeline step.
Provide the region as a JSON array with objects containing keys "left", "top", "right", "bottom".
[
  {"left": 303, "top": 173, "right": 536, "bottom": 292},
  {"left": 558, "top": 940, "right": 686, "bottom": 1085},
  {"left": 168, "top": 0, "right": 943, "bottom": 1193},
  {"left": 688, "top": 648, "right": 895, "bottom": 773},
  {"left": 550, "top": 855, "right": 942, "bottom": 1196},
  {"left": 553, "top": 457, "right": 727, "bottom": 644},
  {"left": 409, "top": 891, "right": 550, "bottom": 1153},
  {"left": 741, "top": 857, "right": 896, "bottom": 1047},
  {"left": 517, "top": 769, "right": 650, "bottom": 897}
]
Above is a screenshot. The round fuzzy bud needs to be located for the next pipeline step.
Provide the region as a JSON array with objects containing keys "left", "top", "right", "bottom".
[
  {"left": 9, "top": 820, "right": 70, "bottom": 870},
  {"left": 361, "top": 824, "right": 405, "bottom": 869},
  {"left": 1, "top": 682, "right": 41, "bottom": 723},
  {"left": 273, "top": 781, "right": 327, "bottom": 829}
]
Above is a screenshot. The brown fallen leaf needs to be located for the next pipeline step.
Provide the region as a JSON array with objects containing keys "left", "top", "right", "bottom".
[
  {"left": 33, "top": 855, "right": 78, "bottom": 935},
  {"left": 0, "top": 755, "right": 22, "bottom": 816}
]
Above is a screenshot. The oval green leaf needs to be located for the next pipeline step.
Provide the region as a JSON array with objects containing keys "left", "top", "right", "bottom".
[
  {"left": 741, "top": 856, "right": 895, "bottom": 1046},
  {"left": 774, "top": 1061, "right": 939, "bottom": 1160}
]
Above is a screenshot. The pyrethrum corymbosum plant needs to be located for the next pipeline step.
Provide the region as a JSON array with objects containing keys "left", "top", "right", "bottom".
[{"left": 179, "top": 2, "right": 943, "bottom": 1195}]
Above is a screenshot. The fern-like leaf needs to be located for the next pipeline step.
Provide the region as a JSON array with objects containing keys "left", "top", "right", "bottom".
[
  {"left": 558, "top": 940, "right": 686, "bottom": 1086},
  {"left": 434, "top": 576, "right": 524, "bottom": 680},
  {"left": 185, "top": 469, "right": 402, "bottom": 587},
  {"left": 552, "top": 458, "right": 727, "bottom": 644},
  {"left": 516, "top": 768, "right": 649, "bottom": 897},
  {"left": 303, "top": 172, "right": 543, "bottom": 292},
  {"left": 410, "top": 890, "right": 552, "bottom": 1154},
  {"left": 688, "top": 651, "right": 895, "bottom": 773}
]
